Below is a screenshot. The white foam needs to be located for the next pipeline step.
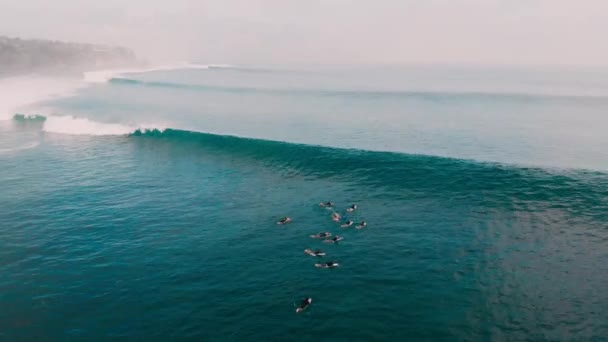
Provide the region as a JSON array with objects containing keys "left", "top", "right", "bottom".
[
  {"left": 1, "top": 62, "right": 230, "bottom": 120},
  {"left": 42, "top": 115, "right": 166, "bottom": 136},
  {"left": 0, "top": 141, "right": 40, "bottom": 154},
  {"left": 0, "top": 76, "right": 82, "bottom": 120}
]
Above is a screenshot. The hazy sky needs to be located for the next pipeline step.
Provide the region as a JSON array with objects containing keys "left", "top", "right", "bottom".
[{"left": 1, "top": 0, "right": 607, "bottom": 66}]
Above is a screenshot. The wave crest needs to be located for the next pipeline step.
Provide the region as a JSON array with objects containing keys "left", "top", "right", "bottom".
[
  {"left": 83, "top": 63, "right": 230, "bottom": 84},
  {"left": 129, "top": 128, "right": 608, "bottom": 216},
  {"left": 105, "top": 77, "right": 608, "bottom": 103}
]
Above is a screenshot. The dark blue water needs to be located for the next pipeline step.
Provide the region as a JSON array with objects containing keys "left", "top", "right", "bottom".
[{"left": 1, "top": 66, "right": 608, "bottom": 340}]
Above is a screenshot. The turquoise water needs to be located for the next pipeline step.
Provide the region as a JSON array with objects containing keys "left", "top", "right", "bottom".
[{"left": 1, "top": 66, "right": 608, "bottom": 340}]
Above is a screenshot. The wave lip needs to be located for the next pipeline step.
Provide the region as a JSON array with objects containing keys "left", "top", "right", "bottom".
[{"left": 42, "top": 115, "right": 166, "bottom": 136}]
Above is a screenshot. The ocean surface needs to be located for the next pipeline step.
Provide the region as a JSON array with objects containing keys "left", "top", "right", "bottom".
[{"left": 1, "top": 65, "right": 608, "bottom": 340}]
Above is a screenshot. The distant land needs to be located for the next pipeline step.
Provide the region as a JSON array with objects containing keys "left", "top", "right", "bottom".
[{"left": 0, "top": 36, "right": 140, "bottom": 76}]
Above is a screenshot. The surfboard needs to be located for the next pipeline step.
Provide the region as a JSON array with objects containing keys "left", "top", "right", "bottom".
[
  {"left": 305, "top": 249, "right": 325, "bottom": 256},
  {"left": 310, "top": 233, "right": 331, "bottom": 238},
  {"left": 324, "top": 236, "right": 343, "bottom": 243},
  {"left": 296, "top": 298, "right": 312, "bottom": 313}
]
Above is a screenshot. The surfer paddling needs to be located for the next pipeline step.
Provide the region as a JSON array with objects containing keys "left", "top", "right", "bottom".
[
  {"left": 315, "top": 261, "right": 339, "bottom": 268},
  {"left": 305, "top": 249, "right": 325, "bottom": 256},
  {"left": 296, "top": 298, "right": 312, "bottom": 313},
  {"left": 310, "top": 232, "right": 331, "bottom": 239},
  {"left": 331, "top": 212, "right": 341, "bottom": 222},
  {"left": 355, "top": 221, "right": 367, "bottom": 229},
  {"left": 341, "top": 220, "right": 353, "bottom": 228},
  {"left": 277, "top": 217, "right": 292, "bottom": 225},
  {"left": 324, "top": 236, "right": 343, "bottom": 243}
]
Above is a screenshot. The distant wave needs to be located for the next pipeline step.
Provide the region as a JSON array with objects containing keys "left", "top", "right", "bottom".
[
  {"left": 108, "top": 77, "right": 253, "bottom": 93},
  {"left": 83, "top": 63, "right": 233, "bottom": 84},
  {"left": 106, "top": 77, "right": 608, "bottom": 103},
  {"left": 108, "top": 77, "right": 219, "bottom": 90},
  {"left": 0, "top": 62, "right": 230, "bottom": 120},
  {"left": 207, "top": 64, "right": 235, "bottom": 69}
]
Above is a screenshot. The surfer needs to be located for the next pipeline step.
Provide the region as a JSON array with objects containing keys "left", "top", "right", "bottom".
[
  {"left": 346, "top": 204, "right": 357, "bottom": 212},
  {"left": 324, "top": 236, "right": 343, "bottom": 243},
  {"left": 296, "top": 298, "right": 312, "bottom": 313},
  {"left": 305, "top": 249, "right": 325, "bottom": 256},
  {"left": 319, "top": 201, "right": 334, "bottom": 208},
  {"left": 341, "top": 220, "right": 353, "bottom": 228},
  {"left": 356, "top": 221, "right": 367, "bottom": 229},
  {"left": 332, "top": 212, "right": 341, "bottom": 222},
  {"left": 310, "top": 232, "right": 331, "bottom": 239},
  {"left": 277, "top": 217, "right": 292, "bottom": 225},
  {"left": 315, "top": 261, "right": 339, "bottom": 268}
]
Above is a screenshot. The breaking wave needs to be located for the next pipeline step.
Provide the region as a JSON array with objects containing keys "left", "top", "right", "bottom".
[
  {"left": 0, "top": 76, "right": 82, "bottom": 121},
  {"left": 0, "top": 62, "right": 225, "bottom": 121},
  {"left": 41, "top": 115, "right": 165, "bottom": 136}
]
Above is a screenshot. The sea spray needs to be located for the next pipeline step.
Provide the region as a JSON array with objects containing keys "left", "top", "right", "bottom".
[{"left": 42, "top": 115, "right": 167, "bottom": 136}]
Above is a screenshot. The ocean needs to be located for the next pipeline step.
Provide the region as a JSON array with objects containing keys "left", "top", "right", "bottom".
[{"left": 1, "top": 65, "right": 607, "bottom": 340}]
